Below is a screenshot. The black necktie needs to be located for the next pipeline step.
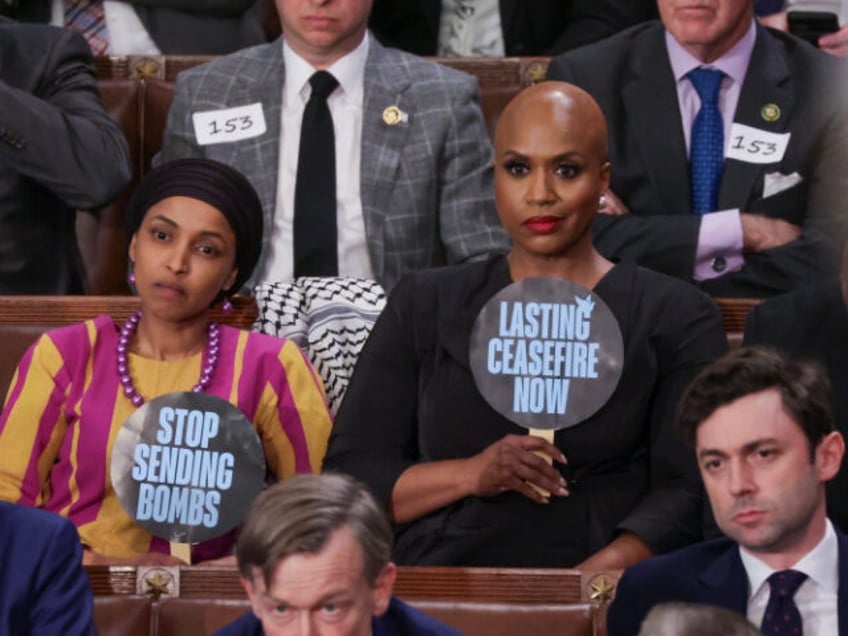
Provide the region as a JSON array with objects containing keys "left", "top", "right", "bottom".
[
  {"left": 761, "top": 569, "right": 807, "bottom": 635},
  {"left": 294, "top": 71, "right": 339, "bottom": 277}
]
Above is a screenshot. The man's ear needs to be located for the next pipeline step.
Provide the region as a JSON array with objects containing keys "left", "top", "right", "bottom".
[
  {"left": 371, "top": 562, "right": 397, "bottom": 617},
  {"left": 816, "top": 431, "right": 845, "bottom": 482},
  {"left": 241, "top": 575, "right": 264, "bottom": 617}
]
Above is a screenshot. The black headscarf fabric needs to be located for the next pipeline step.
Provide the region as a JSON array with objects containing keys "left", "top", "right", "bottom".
[{"left": 125, "top": 158, "right": 263, "bottom": 293}]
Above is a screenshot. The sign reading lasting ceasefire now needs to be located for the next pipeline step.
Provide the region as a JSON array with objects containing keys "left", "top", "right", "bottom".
[
  {"left": 470, "top": 278, "right": 624, "bottom": 431},
  {"left": 111, "top": 392, "right": 265, "bottom": 544}
]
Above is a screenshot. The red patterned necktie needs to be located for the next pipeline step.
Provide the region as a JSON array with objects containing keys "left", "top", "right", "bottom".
[
  {"left": 63, "top": 0, "right": 110, "bottom": 55},
  {"left": 761, "top": 569, "right": 807, "bottom": 635}
]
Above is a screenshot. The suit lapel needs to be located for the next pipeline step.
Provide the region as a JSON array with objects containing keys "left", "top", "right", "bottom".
[
  {"left": 698, "top": 544, "right": 750, "bottom": 615},
  {"left": 718, "top": 24, "right": 794, "bottom": 210},
  {"left": 361, "top": 38, "right": 413, "bottom": 282},
  {"left": 623, "top": 26, "right": 691, "bottom": 215},
  {"left": 228, "top": 42, "right": 285, "bottom": 244}
]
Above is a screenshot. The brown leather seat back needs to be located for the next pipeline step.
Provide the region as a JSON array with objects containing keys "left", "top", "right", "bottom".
[
  {"left": 143, "top": 79, "right": 176, "bottom": 173},
  {"left": 155, "top": 598, "right": 253, "bottom": 636},
  {"left": 410, "top": 601, "right": 595, "bottom": 636},
  {"left": 153, "top": 598, "right": 596, "bottom": 636},
  {"left": 76, "top": 79, "right": 141, "bottom": 294},
  {"left": 93, "top": 595, "right": 152, "bottom": 636}
]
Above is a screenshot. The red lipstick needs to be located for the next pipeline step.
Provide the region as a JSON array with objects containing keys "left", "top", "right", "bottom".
[{"left": 523, "top": 216, "right": 563, "bottom": 233}]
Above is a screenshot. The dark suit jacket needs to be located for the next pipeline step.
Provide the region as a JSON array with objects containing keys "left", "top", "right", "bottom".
[
  {"left": 0, "top": 502, "right": 96, "bottom": 635},
  {"left": 0, "top": 0, "right": 265, "bottom": 54},
  {"left": 547, "top": 21, "right": 848, "bottom": 297},
  {"left": 608, "top": 528, "right": 848, "bottom": 636},
  {"left": 0, "top": 19, "right": 130, "bottom": 293},
  {"left": 369, "top": 0, "right": 656, "bottom": 56},
  {"left": 744, "top": 280, "right": 848, "bottom": 533}
]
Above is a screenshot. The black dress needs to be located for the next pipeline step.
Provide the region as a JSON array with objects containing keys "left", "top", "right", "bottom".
[{"left": 324, "top": 256, "right": 728, "bottom": 567}]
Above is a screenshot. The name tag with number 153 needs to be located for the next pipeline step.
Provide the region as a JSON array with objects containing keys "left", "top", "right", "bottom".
[
  {"left": 725, "top": 123, "right": 790, "bottom": 164},
  {"left": 192, "top": 103, "right": 267, "bottom": 146}
]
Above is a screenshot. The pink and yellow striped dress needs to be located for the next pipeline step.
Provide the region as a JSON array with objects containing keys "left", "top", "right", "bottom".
[{"left": 0, "top": 315, "right": 332, "bottom": 559}]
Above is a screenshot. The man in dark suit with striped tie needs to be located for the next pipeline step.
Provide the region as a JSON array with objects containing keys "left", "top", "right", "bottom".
[{"left": 0, "top": 0, "right": 265, "bottom": 54}]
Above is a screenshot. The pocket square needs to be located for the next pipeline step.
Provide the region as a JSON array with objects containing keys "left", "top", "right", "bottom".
[{"left": 763, "top": 171, "right": 803, "bottom": 198}]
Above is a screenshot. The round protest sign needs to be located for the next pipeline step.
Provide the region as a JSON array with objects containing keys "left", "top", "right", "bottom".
[
  {"left": 469, "top": 278, "right": 624, "bottom": 430},
  {"left": 111, "top": 392, "right": 265, "bottom": 544}
]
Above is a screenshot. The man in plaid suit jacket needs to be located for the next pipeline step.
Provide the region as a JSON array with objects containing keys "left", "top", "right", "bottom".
[{"left": 158, "top": 0, "right": 508, "bottom": 291}]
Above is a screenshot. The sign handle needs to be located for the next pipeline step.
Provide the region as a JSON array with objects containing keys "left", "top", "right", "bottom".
[
  {"left": 527, "top": 428, "right": 555, "bottom": 498},
  {"left": 170, "top": 541, "right": 191, "bottom": 564}
]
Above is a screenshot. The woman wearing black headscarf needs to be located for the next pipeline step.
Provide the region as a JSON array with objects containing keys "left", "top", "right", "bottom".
[{"left": 0, "top": 159, "right": 332, "bottom": 565}]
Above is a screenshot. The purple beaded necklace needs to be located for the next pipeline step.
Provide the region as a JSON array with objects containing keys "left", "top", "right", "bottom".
[{"left": 116, "top": 310, "right": 221, "bottom": 407}]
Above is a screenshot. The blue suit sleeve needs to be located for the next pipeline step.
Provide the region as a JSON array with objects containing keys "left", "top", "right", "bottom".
[{"left": 29, "top": 517, "right": 97, "bottom": 635}]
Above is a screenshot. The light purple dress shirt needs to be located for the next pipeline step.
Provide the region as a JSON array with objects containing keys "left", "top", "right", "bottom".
[{"left": 665, "top": 19, "right": 756, "bottom": 280}]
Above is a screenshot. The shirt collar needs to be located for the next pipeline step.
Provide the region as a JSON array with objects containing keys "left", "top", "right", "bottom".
[
  {"left": 282, "top": 32, "right": 370, "bottom": 105},
  {"left": 666, "top": 18, "right": 757, "bottom": 85},
  {"left": 740, "top": 519, "right": 839, "bottom": 601}
]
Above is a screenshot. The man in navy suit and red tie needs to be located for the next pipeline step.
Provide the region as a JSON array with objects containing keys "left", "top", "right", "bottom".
[{"left": 608, "top": 347, "right": 848, "bottom": 635}]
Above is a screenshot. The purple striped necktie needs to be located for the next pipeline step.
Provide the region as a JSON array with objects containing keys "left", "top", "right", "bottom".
[{"left": 64, "top": 0, "right": 110, "bottom": 55}]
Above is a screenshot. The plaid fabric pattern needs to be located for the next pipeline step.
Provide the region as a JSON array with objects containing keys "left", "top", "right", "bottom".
[
  {"left": 253, "top": 277, "right": 386, "bottom": 414},
  {"left": 157, "top": 37, "right": 509, "bottom": 291},
  {"left": 64, "top": 0, "right": 109, "bottom": 55}
]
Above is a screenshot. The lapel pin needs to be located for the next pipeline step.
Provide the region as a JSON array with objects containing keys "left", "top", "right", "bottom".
[
  {"left": 761, "top": 103, "right": 781, "bottom": 122},
  {"left": 382, "top": 105, "right": 408, "bottom": 126}
]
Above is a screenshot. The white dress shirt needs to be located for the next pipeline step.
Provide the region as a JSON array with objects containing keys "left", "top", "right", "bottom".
[
  {"left": 437, "top": 0, "right": 505, "bottom": 56},
  {"left": 50, "top": 0, "right": 161, "bottom": 55},
  {"left": 741, "top": 519, "right": 839, "bottom": 635},
  {"left": 262, "top": 35, "right": 372, "bottom": 283}
]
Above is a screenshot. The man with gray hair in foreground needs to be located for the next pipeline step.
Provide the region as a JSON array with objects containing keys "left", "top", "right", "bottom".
[
  {"left": 637, "top": 602, "right": 759, "bottom": 636},
  {"left": 215, "top": 473, "right": 465, "bottom": 636}
]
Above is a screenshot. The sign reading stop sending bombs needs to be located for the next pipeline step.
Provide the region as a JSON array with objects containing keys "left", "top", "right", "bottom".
[
  {"left": 111, "top": 392, "right": 265, "bottom": 544},
  {"left": 470, "top": 278, "right": 624, "bottom": 430}
]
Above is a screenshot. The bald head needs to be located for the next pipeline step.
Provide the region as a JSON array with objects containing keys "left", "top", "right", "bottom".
[
  {"left": 492, "top": 80, "right": 612, "bottom": 260},
  {"left": 495, "top": 81, "right": 609, "bottom": 162}
]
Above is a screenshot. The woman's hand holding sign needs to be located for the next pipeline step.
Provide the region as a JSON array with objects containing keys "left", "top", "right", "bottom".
[
  {"left": 390, "top": 434, "right": 568, "bottom": 523},
  {"left": 469, "top": 434, "right": 568, "bottom": 504}
]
